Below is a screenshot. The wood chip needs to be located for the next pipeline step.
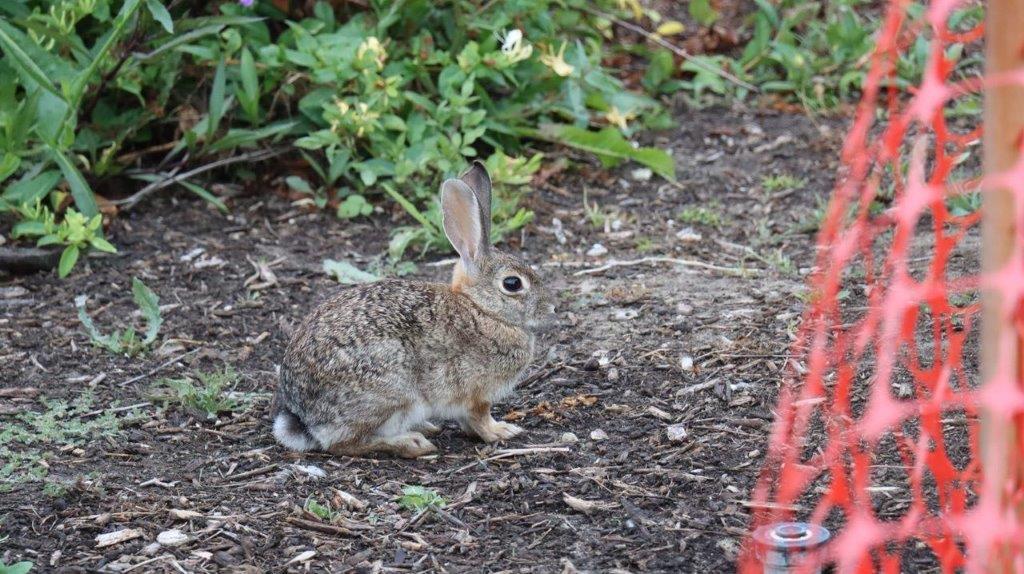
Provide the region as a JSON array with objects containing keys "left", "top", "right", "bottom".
[
  {"left": 95, "top": 528, "right": 144, "bottom": 548},
  {"left": 563, "top": 493, "right": 618, "bottom": 514},
  {"left": 157, "top": 529, "right": 189, "bottom": 547},
  {"left": 168, "top": 509, "right": 203, "bottom": 521},
  {"left": 286, "top": 550, "right": 316, "bottom": 565}
]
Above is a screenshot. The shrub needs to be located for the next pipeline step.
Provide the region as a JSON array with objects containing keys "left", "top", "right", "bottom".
[{"left": 0, "top": 0, "right": 675, "bottom": 271}]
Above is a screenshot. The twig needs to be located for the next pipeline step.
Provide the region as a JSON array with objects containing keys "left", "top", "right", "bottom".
[
  {"left": 584, "top": 8, "right": 759, "bottom": 93},
  {"left": 284, "top": 516, "right": 354, "bottom": 537},
  {"left": 448, "top": 447, "right": 570, "bottom": 474},
  {"left": 572, "top": 256, "right": 754, "bottom": 277},
  {"left": 116, "top": 148, "right": 286, "bottom": 210},
  {"left": 119, "top": 348, "right": 200, "bottom": 387},
  {"left": 82, "top": 402, "right": 151, "bottom": 418}
]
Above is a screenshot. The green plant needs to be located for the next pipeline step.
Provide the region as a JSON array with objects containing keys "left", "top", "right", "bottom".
[
  {"left": 762, "top": 173, "right": 806, "bottom": 193},
  {"left": 6, "top": 201, "right": 116, "bottom": 277},
  {"left": 154, "top": 366, "right": 242, "bottom": 420},
  {"left": 0, "top": 392, "right": 137, "bottom": 490},
  {"left": 304, "top": 497, "right": 336, "bottom": 522},
  {"left": 0, "top": 561, "right": 33, "bottom": 574},
  {"left": 397, "top": 485, "right": 446, "bottom": 512},
  {"left": 1, "top": 0, "right": 676, "bottom": 269},
  {"left": 676, "top": 206, "right": 721, "bottom": 227},
  {"left": 76, "top": 278, "right": 162, "bottom": 356}
]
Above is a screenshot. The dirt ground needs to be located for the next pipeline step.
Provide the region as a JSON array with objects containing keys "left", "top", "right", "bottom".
[{"left": 1, "top": 106, "right": 849, "bottom": 572}]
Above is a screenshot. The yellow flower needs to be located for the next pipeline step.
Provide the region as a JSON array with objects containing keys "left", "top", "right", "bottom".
[
  {"left": 540, "top": 42, "right": 574, "bottom": 77},
  {"left": 604, "top": 106, "right": 635, "bottom": 131}
]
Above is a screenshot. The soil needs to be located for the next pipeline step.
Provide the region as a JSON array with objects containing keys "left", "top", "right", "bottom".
[{"left": 0, "top": 106, "right": 850, "bottom": 573}]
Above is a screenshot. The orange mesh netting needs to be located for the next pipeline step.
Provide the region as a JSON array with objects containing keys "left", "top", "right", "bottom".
[{"left": 740, "top": 0, "right": 1024, "bottom": 571}]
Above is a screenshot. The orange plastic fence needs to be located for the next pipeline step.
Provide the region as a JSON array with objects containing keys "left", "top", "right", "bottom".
[{"left": 740, "top": 0, "right": 1024, "bottom": 571}]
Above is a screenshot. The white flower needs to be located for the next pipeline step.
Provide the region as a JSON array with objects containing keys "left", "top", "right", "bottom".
[{"left": 499, "top": 29, "right": 524, "bottom": 54}]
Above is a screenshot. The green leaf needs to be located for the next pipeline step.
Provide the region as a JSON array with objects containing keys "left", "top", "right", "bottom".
[
  {"left": 11, "top": 221, "right": 47, "bottom": 238},
  {"left": 178, "top": 181, "right": 228, "bottom": 213},
  {"left": 285, "top": 176, "right": 314, "bottom": 194},
  {"left": 207, "top": 59, "right": 227, "bottom": 141},
  {"left": 132, "top": 277, "right": 163, "bottom": 345},
  {"left": 534, "top": 125, "right": 676, "bottom": 181},
  {"left": 145, "top": 0, "right": 174, "bottom": 33},
  {"left": 49, "top": 148, "right": 99, "bottom": 218},
  {"left": 397, "top": 486, "right": 446, "bottom": 512},
  {"left": 0, "top": 21, "right": 61, "bottom": 97},
  {"left": 689, "top": 0, "right": 720, "bottom": 27},
  {"left": 0, "top": 153, "right": 22, "bottom": 184},
  {"left": 323, "top": 259, "right": 379, "bottom": 284},
  {"left": 89, "top": 236, "right": 118, "bottom": 253},
  {"left": 336, "top": 194, "right": 372, "bottom": 219},
  {"left": 3, "top": 170, "right": 62, "bottom": 204},
  {"left": 0, "top": 561, "right": 34, "bottom": 574},
  {"left": 75, "top": 294, "right": 121, "bottom": 352},
  {"left": 239, "top": 47, "right": 259, "bottom": 110},
  {"left": 58, "top": 244, "right": 80, "bottom": 278}
]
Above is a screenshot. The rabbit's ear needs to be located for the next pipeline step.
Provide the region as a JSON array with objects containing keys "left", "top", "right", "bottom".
[
  {"left": 459, "top": 161, "right": 492, "bottom": 244},
  {"left": 441, "top": 179, "right": 485, "bottom": 272}
]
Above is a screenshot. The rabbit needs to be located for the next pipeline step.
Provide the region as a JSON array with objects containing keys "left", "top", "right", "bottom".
[{"left": 272, "top": 161, "right": 556, "bottom": 458}]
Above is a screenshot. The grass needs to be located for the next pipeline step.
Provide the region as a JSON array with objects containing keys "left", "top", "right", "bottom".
[
  {"left": 762, "top": 173, "right": 807, "bottom": 193},
  {"left": 154, "top": 366, "right": 244, "bottom": 420},
  {"left": 0, "top": 393, "right": 138, "bottom": 491},
  {"left": 676, "top": 206, "right": 722, "bottom": 227}
]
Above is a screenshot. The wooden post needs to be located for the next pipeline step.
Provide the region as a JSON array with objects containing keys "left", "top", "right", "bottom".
[{"left": 982, "top": 0, "right": 1024, "bottom": 568}]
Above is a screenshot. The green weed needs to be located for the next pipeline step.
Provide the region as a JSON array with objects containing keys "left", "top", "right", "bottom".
[
  {"left": 676, "top": 206, "right": 721, "bottom": 227},
  {"left": 154, "top": 366, "right": 243, "bottom": 420},
  {"left": 0, "top": 392, "right": 138, "bottom": 490},
  {"left": 76, "top": 278, "right": 163, "bottom": 356},
  {"left": 762, "top": 174, "right": 807, "bottom": 193},
  {"left": 397, "top": 485, "right": 446, "bottom": 512},
  {"left": 304, "top": 497, "right": 337, "bottom": 522}
]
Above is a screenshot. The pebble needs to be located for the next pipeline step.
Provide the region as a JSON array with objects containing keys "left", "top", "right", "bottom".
[
  {"left": 560, "top": 432, "right": 579, "bottom": 444},
  {"left": 666, "top": 423, "right": 688, "bottom": 442},
  {"left": 157, "top": 529, "right": 189, "bottom": 547},
  {"left": 590, "top": 429, "right": 608, "bottom": 441},
  {"left": 630, "top": 168, "right": 653, "bottom": 182},
  {"left": 606, "top": 367, "right": 620, "bottom": 382},
  {"left": 586, "top": 243, "right": 608, "bottom": 257},
  {"left": 675, "top": 227, "right": 702, "bottom": 242},
  {"left": 612, "top": 309, "right": 638, "bottom": 321},
  {"left": 679, "top": 356, "right": 694, "bottom": 371}
]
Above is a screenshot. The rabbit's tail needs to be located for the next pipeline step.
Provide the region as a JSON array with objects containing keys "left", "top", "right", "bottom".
[{"left": 271, "top": 395, "right": 319, "bottom": 452}]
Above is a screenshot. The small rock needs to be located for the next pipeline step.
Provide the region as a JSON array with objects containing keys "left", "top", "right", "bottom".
[
  {"left": 560, "top": 432, "right": 579, "bottom": 444},
  {"left": 586, "top": 243, "right": 608, "bottom": 257},
  {"left": 676, "top": 302, "right": 694, "bottom": 315},
  {"left": 551, "top": 218, "right": 567, "bottom": 245},
  {"left": 611, "top": 309, "right": 638, "bottom": 321},
  {"left": 157, "top": 529, "right": 189, "bottom": 547},
  {"left": 675, "top": 227, "right": 702, "bottom": 242},
  {"left": 630, "top": 168, "right": 653, "bottom": 182},
  {"left": 666, "top": 423, "right": 688, "bottom": 442},
  {"left": 590, "top": 428, "right": 608, "bottom": 441},
  {"left": 606, "top": 367, "right": 620, "bottom": 382},
  {"left": 142, "top": 542, "right": 162, "bottom": 556},
  {"left": 679, "top": 356, "right": 694, "bottom": 371}
]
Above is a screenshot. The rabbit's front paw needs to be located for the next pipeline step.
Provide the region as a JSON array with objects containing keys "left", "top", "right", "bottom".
[{"left": 478, "top": 420, "right": 523, "bottom": 443}]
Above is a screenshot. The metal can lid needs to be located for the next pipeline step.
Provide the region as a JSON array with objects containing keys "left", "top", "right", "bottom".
[{"left": 752, "top": 522, "right": 830, "bottom": 552}]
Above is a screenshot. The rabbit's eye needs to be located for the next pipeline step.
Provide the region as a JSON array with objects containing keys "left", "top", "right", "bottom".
[{"left": 502, "top": 276, "right": 523, "bottom": 293}]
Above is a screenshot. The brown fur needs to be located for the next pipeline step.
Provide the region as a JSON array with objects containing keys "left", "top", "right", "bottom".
[{"left": 272, "top": 162, "right": 556, "bottom": 457}]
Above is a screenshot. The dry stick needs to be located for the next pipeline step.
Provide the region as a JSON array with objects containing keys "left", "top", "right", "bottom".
[
  {"left": 448, "top": 447, "right": 570, "bottom": 474},
  {"left": 284, "top": 516, "right": 354, "bottom": 537},
  {"left": 572, "top": 256, "right": 754, "bottom": 277},
  {"left": 119, "top": 348, "right": 201, "bottom": 387},
  {"left": 584, "top": 8, "right": 759, "bottom": 94},
  {"left": 116, "top": 148, "right": 286, "bottom": 210}
]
